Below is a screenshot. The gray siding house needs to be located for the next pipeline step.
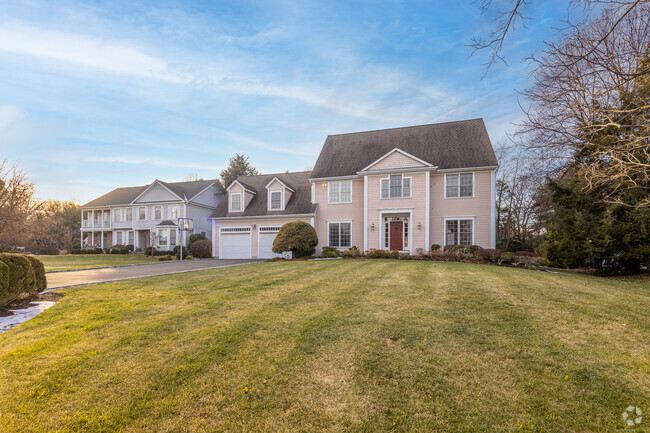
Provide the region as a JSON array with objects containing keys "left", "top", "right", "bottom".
[{"left": 80, "top": 179, "right": 223, "bottom": 250}]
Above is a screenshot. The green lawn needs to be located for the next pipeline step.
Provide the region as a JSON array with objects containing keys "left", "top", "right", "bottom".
[
  {"left": 1, "top": 261, "right": 647, "bottom": 432},
  {"left": 37, "top": 254, "right": 159, "bottom": 271}
]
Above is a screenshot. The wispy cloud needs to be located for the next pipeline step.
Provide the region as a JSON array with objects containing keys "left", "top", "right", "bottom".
[{"left": 85, "top": 155, "right": 216, "bottom": 171}]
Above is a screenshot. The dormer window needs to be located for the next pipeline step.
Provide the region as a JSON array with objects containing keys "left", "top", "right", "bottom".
[
  {"left": 270, "top": 191, "right": 282, "bottom": 210},
  {"left": 230, "top": 193, "right": 242, "bottom": 212}
]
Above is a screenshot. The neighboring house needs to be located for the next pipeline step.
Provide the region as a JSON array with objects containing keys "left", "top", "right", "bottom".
[
  {"left": 210, "top": 119, "right": 498, "bottom": 258},
  {"left": 80, "top": 179, "right": 223, "bottom": 250}
]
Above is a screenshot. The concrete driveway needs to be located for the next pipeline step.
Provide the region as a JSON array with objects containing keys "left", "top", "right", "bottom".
[{"left": 46, "top": 259, "right": 262, "bottom": 290}]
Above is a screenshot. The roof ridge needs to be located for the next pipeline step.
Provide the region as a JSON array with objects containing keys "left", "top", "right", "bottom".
[
  {"left": 239, "top": 170, "right": 312, "bottom": 179},
  {"left": 326, "top": 118, "right": 484, "bottom": 138}
]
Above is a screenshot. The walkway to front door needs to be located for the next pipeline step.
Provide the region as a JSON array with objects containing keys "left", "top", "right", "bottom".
[{"left": 389, "top": 221, "right": 403, "bottom": 251}]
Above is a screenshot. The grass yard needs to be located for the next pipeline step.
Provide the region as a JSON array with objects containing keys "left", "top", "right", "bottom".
[
  {"left": 37, "top": 254, "right": 159, "bottom": 271},
  {"left": 0, "top": 260, "right": 647, "bottom": 432}
]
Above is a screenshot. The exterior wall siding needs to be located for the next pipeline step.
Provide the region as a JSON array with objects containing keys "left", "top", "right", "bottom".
[
  {"left": 366, "top": 151, "right": 428, "bottom": 171},
  {"left": 429, "top": 170, "right": 493, "bottom": 248},
  {"left": 312, "top": 179, "right": 364, "bottom": 254}
]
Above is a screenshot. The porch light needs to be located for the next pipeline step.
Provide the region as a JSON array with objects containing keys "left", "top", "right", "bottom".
[
  {"left": 418, "top": 222, "right": 422, "bottom": 230},
  {"left": 321, "top": 183, "right": 327, "bottom": 187},
  {"left": 371, "top": 223, "right": 375, "bottom": 231}
]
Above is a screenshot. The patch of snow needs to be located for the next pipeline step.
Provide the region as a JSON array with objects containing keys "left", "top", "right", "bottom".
[{"left": 0, "top": 301, "right": 55, "bottom": 333}]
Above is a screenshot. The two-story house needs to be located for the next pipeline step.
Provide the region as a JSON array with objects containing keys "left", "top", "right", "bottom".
[
  {"left": 210, "top": 119, "right": 498, "bottom": 258},
  {"left": 80, "top": 179, "right": 223, "bottom": 250}
]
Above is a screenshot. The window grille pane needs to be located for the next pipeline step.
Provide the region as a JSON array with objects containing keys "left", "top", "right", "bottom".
[
  {"left": 446, "top": 220, "right": 458, "bottom": 245},
  {"left": 126, "top": 208, "right": 132, "bottom": 221},
  {"left": 159, "top": 229, "right": 167, "bottom": 246},
  {"left": 390, "top": 175, "right": 402, "bottom": 198},
  {"left": 329, "top": 182, "right": 339, "bottom": 203},
  {"left": 271, "top": 191, "right": 282, "bottom": 209},
  {"left": 155, "top": 207, "right": 162, "bottom": 219},
  {"left": 340, "top": 223, "right": 351, "bottom": 247},
  {"left": 403, "top": 221, "right": 408, "bottom": 248},
  {"left": 139, "top": 207, "right": 146, "bottom": 220},
  {"left": 460, "top": 219, "right": 472, "bottom": 245},
  {"left": 460, "top": 173, "right": 473, "bottom": 197},
  {"left": 170, "top": 229, "right": 176, "bottom": 245},
  {"left": 340, "top": 181, "right": 351, "bottom": 202},
  {"left": 116, "top": 232, "right": 123, "bottom": 244},
  {"left": 381, "top": 179, "right": 389, "bottom": 198},
  {"left": 384, "top": 221, "right": 389, "bottom": 247},
  {"left": 329, "top": 223, "right": 340, "bottom": 247},
  {"left": 402, "top": 177, "right": 411, "bottom": 198},
  {"left": 171, "top": 206, "right": 178, "bottom": 219},
  {"left": 231, "top": 194, "right": 241, "bottom": 211},
  {"left": 446, "top": 174, "right": 459, "bottom": 198}
]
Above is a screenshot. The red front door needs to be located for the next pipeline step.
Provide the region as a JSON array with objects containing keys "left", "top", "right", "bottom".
[{"left": 389, "top": 221, "right": 403, "bottom": 251}]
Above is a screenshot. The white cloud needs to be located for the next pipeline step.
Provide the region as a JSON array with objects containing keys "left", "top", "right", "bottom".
[{"left": 86, "top": 155, "right": 216, "bottom": 171}]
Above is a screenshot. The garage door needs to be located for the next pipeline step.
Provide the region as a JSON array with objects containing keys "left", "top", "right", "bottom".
[
  {"left": 220, "top": 227, "right": 251, "bottom": 259},
  {"left": 258, "top": 226, "right": 283, "bottom": 259}
]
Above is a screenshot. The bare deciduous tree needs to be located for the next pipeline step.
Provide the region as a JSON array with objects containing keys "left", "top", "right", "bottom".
[{"left": 0, "top": 160, "right": 40, "bottom": 250}]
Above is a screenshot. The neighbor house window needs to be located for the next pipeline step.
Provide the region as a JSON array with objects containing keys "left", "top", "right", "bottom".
[
  {"left": 114, "top": 208, "right": 121, "bottom": 222},
  {"left": 381, "top": 174, "right": 411, "bottom": 199},
  {"left": 116, "top": 231, "right": 123, "bottom": 245},
  {"left": 171, "top": 205, "right": 179, "bottom": 219},
  {"left": 328, "top": 181, "right": 352, "bottom": 203},
  {"left": 158, "top": 228, "right": 168, "bottom": 246},
  {"left": 445, "top": 219, "right": 473, "bottom": 246},
  {"left": 230, "top": 193, "right": 242, "bottom": 212},
  {"left": 128, "top": 231, "right": 134, "bottom": 245},
  {"left": 126, "top": 208, "right": 132, "bottom": 222},
  {"left": 138, "top": 206, "right": 146, "bottom": 220},
  {"left": 270, "top": 191, "right": 282, "bottom": 210},
  {"left": 154, "top": 206, "right": 162, "bottom": 220},
  {"left": 170, "top": 229, "right": 176, "bottom": 246},
  {"left": 445, "top": 173, "right": 473, "bottom": 198},
  {"left": 328, "top": 222, "right": 351, "bottom": 248}
]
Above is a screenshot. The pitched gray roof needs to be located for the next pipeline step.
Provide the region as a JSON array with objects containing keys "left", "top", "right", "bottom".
[
  {"left": 211, "top": 171, "right": 316, "bottom": 219},
  {"left": 311, "top": 119, "right": 498, "bottom": 178},
  {"left": 81, "top": 179, "right": 217, "bottom": 208},
  {"left": 157, "top": 220, "right": 178, "bottom": 227}
]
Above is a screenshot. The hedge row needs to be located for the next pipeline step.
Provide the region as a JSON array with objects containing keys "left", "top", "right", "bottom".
[{"left": 0, "top": 253, "right": 47, "bottom": 306}]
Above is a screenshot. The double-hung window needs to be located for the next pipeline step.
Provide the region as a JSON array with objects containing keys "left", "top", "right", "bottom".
[
  {"left": 116, "top": 231, "right": 123, "bottom": 245},
  {"left": 126, "top": 208, "right": 132, "bottom": 222},
  {"left": 230, "top": 193, "right": 242, "bottom": 212},
  {"left": 114, "top": 208, "right": 121, "bottom": 222},
  {"left": 158, "top": 228, "right": 168, "bottom": 246},
  {"left": 170, "top": 229, "right": 176, "bottom": 246},
  {"left": 270, "top": 191, "right": 282, "bottom": 210},
  {"left": 328, "top": 222, "right": 351, "bottom": 248},
  {"left": 328, "top": 181, "right": 352, "bottom": 203},
  {"left": 381, "top": 174, "right": 411, "bottom": 199},
  {"left": 128, "top": 231, "right": 134, "bottom": 245},
  {"left": 445, "top": 173, "right": 473, "bottom": 198},
  {"left": 138, "top": 206, "right": 146, "bottom": 220},
  {"left": 154, "top": 206, "right": 162, "bottom": 220},
  {"left": 170, "top": 205, "right": 179, "bottom": 219},
  {"left": 445, "top": 219, "right": 473, "bottom": 246}
]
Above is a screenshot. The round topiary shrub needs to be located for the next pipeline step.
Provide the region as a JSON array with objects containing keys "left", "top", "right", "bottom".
[
  {"left": 188, "top": 233, "right": 208, "bottom": 248},
  {"left": 24, "top": 255, "right": 47, "bottom": 293},
  {"left": 189, "top": 240, "right": 212, "bottom": 258},
  {"left": 0, "top": 253, "right": 36, "bottom": 305},
  {"left": 272, "top": 221, "right": 318, "bottom": 258},
  {"left": 0, "top": 261, "right": 9, "bottom": 305}
]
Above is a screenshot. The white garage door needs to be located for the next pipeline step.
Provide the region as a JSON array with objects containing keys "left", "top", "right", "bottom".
[
  {"left": 258, "top": 226, "right": 283, "bottom": 259},
  {"left": 220, "top": 227, "right": 251, "bottom": 259}
]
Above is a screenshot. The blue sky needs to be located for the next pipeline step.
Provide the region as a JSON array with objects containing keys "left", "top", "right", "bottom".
[{"left": 0, "top": 0, "right": 570, "bottom": 202}]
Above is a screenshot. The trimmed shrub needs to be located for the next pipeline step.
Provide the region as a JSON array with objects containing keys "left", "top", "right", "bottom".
[
  {"left": 24, "top": 256, "right": 46, "bottom": 293},
  {"left": 322, "top": 246, "right": 338, "bottom": 255},
  {"left": 188, "top": 233, "right": 207, "bottom": 248},
  {"left": 431, "top": 244, "right": 442, "bottom": 252},
  {"left": 189, "top": 240, "right": 212, "bottom": 258},
  {"left": 185, "top": 255, "right": 194, "bottom": 260},
  {"left": 322, "top": 249, "right": 340, "bottom": 258},
  {"left": 516, "top": 255, "right": 545, "bottom": 268},
  {"left": 451, "top": 245, "right": 470, "bottom": 254},
  {"left": 272, "top": 221, "right": 318, "bottom": 258},
  {"left": 514, "top": 250, "right": 540, "bottom": 257},
  {"left": 0, "top": 254, "right": 36, "bottom": 305},
  {"left": 366, "top": 249, "right": 388, "bottom": 259},
  {"left": 0, "top": 261, "right": 9, "bottom": 305},
  {"left": 388, "top": 250, "right": 399, "bottom": 259},
  {"left": 476, "top": 248, "right": 501, "bottom": 263},
  {"left": 126, "top": 244, "right": 135, "bottom": 252},
  {"left": 173, "top": 245, "right": 190, "bottom": 260},
  {"left": 342, "top": 247, "right": 362, "bottom": 258},
  {"left": 157, "top": 254, "right": 173, "bottom": 261}
]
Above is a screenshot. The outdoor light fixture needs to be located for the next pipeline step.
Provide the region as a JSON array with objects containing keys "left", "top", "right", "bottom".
[
  {"left": 371, "top": 223, "right": 375, "bottom": 230},
  {"left": 252, "top": 224, "right": 256, "bottom": 229},
  {"left": 321, "top": 183, "right": 327, "bottom": 187},
  {"left": 418, "top": 222, "right": 422, "bottom": 230}
]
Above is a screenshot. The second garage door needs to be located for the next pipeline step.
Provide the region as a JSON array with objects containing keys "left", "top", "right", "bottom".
[
  {"left": 258, "top": 226, "right": 283, "bottom": 259},
  {"left": 220, "top": 227, "right": 251, "bottom": 259}
]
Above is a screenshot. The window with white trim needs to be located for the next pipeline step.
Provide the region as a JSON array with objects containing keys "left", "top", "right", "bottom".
[
  {"left": 445, "top": 219, "right": 473, "bottom": 245},
  {"left": 158, "top": 228, "right": 168, "bottom": 246},
  {"left": 128, "top": 231, "right": 134, "bottom": 245},
  {"left": 170, "top": 229, "right": 176, "bottom": 246},
  {"left": 138, "top": 206, "right": 146, "bottom": 220},
  {"left": 126, "top": 208, "right": 132, "bottom": 222},
  {"left": 328, "top": 181, "right": 352, "bottom": 203},
  {"left": 446, "top": 173, "right": 473, "bottom": 198},
  {"left": 328, "top": 222, "right": 351, "bottom": 247},
  {"left": 270, "top": 190, "right": 282, "bottom": 210},
  {"left": 170, "top": 205, "right": 179, "bottom": 219},
  {"left": 154, "top": 206, "right": 162, "bottom": 220},
  {"left": 381, "top": 174, "right": 411, "bottom": 199},
  {"left": 114, "top": 208, "right": 122, "bottom": 222},
  {"left": 230, "top": 193, "right": 242, "bottom": 212},
  {"left": 116, "top": 231, "right": 123, "bottom": 245}
]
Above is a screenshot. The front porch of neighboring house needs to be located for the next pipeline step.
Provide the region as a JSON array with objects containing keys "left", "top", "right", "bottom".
[
  {"left": 81, "top": 231, "right": 112, "bottom": 249},
  {"left": 380, "top": 212, "right": 411, "bottom": 253},
  {"left": 82, "top": 230, "right": 149, "bottom": 250}
]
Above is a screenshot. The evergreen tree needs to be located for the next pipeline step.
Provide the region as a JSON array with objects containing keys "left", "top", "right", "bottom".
[{"left": 219, "top": 154, "right": 259, "bottom": 190}]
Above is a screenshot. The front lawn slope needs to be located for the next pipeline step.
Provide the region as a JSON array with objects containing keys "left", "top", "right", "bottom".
[{"left": 0, "top": 261, "right": 647, "bottom": 432}]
